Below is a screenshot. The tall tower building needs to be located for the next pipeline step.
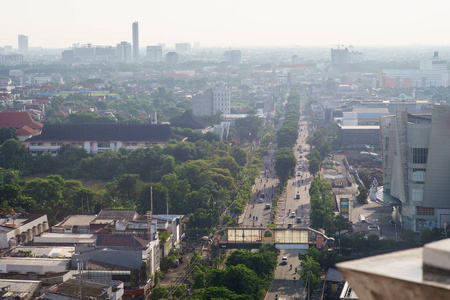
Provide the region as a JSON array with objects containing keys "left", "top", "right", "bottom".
[
  {"left": 132, "top": 22, "right": 139, "bottom": 61},
  {"left": 18, "top": 35, "right": 28, "bottom": 52}
]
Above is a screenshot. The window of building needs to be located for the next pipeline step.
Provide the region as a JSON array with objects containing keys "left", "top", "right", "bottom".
[
  {"left": 51, "top": 142, "right": 56, "bottom": 146},
  {"left": 416, "top": 206, "right": 434, "bottom": 216},
  {"left": 31, "top": 143, "right": 37, "bottom": 146},
  {"left": 411, "top": 188, "right": 424, "bottom": 202},
  {"left": 385, "top": 137, "right": 389, "bottom": 151},
  {"left": 131, "top": 143, "right": 137, "bottom": 146},
  {"left": 412, "top": 168, "right": 426, "bottom": 184},
  {"left": 412, "top": 148, "right": 428, "bottom": 164},
  {"left": 97, "top": 142, "right": 110, "bottom": 148}
]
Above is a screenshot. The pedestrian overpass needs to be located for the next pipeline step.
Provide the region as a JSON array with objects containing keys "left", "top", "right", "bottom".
[{"left": 217, "top": 227, "right": 328, "bottom": 250}]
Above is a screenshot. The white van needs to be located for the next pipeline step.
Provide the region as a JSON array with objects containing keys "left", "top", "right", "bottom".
[{"left": 358, "top": 214, "right": 366, "bottom": 222}]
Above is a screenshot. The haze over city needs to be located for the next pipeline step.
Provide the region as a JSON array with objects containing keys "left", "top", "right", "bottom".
[
  {"left": 3, "top": 0, "right": 450, "bottom": 48},
  {"left": 2, "top": 1, "right": 450, "bottom": 299}
]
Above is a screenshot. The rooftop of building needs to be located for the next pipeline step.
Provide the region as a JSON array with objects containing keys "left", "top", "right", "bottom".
[
  {"left": 0, "top": 257, "right": 70, "bottom": 267},
  {"left": 90, "top": 209, "right": 138, "bottom": 225},
  {"left": 47, "top": 278, "right": 110, "bottom": 299},
  {"left": 96, "top": 234, "right": 149, "bottom": 248},
  {"left": 54, "top": 215, "right": 97, "bottom": 228},
  {"left": 340, "top": 125, "right": 380, "bottom": 130},
  {"left": 25, "top": 123, "right": 186, "bottom": 142},
  {"left": 337, "top": 239, "right": 450, "bottom": 300},
  {"left": 0, "top": 110, "right": 43, "bottom": 130},
  {"left": 0, "top": 279, "right": 41, "bottom": 295},
  {"left": 11, "top": 246, "right": 75, "bottom": 258},
  {"left": 170, "top": 109, "right": 208, "bottom": 130}
]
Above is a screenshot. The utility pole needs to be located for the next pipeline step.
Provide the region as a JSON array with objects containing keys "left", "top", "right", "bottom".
[{"left": 147, "top": 186, "right": 153, "bottom": 241}]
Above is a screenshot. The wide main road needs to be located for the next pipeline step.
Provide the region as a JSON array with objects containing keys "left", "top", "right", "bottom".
[
  {"left": 277, "top": 115, "right": 311, "bottom": 229},
  {"left": 266, "top": 112, "right": 312, "bottom": 300}
]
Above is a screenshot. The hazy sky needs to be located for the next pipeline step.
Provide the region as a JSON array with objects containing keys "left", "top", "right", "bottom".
[{"left": 2, "top": 0, "right": 450, "bottom": 49}]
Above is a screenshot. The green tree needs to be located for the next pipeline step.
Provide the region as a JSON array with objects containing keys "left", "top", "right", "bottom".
[
  {"left": 274, "top": 147, "right": 296, "bottom": 183},
  {"left": 300, "top": 256, "right": 321, "bottom": 296},
  {"left": 148, "top": 286, "right": 169, "bottom": 300},
  {"left": 308, "top": 157, "right": 321, "bottom": 176},
  {"left": 0, "top": 127, "right": 17, "bottom": 144},
  {"left": 356, "top": 185, "right": 368, "bottom": 203},
  {"left": 230, "top": 146, "right": 247, "bottom": 167}
]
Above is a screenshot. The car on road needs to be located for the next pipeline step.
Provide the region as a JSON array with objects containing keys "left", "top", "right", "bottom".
[
  {"left": 265, "top": 204, "right": 271, "bottom": 210},
  {"left": 296, "top": 217, "right": 302, "bottom": 223},
  {"left": 295, "top": 194, "right": 300, "bottom": 199},
  {"left": 335, "top": 162, "right": 341, "bottom": 166},
  {"left": 297, "top": 171, "right": 301, "bottom": 176},
  {"left": 290, "top": 212, "right": 296, "bottom": 218},
  {"left": 287, "top": 223, "right": 292, "bottom": 229},
  {"left": 299, "top": 155, "right": 303, "bottom": 158},
  {"left": 259, "top": 198, "right": 264, "bottom": 203},
  {"left": 298, "top": 165, "right": 302, "bottom": 170},
  {"left": 389, "top": 220, "right": 396, "bottom": 226},
  {"left": 281, "top": 257, "right": 288, "bottom": 264}
]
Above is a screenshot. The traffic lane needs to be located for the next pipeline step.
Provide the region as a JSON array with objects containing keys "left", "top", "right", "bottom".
[
  {"left": 243, "top": 197, "right": 273, "bottom": 227},
  {"left": 267, "top": 249, "right": 303, "bottom": 300}
]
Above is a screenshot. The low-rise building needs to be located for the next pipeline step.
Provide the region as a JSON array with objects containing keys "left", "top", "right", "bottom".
[
  {"left": 24, "top": 123, "right": 186, "bottom": 156},
  {"left": 0, "top": 214, "right": 49, "bottom": 249},
  {"left": 0, "top": 279, "right": 41, "bottom": 299},
  {"left": 0, "top": 258, "right": 70, "bottom": 275}
]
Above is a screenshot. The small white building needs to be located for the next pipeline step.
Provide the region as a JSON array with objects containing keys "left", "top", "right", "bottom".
[
  {"left": 0, "top": 214, "right": 49, "bottom": 249},
  {"left": 0, "top": 257, "right": 70, "bottom": 275}
]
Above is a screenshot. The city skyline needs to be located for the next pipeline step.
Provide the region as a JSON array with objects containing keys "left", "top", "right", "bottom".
[{"left": 3, "top": 0, "right": 450, "bottom": 49}]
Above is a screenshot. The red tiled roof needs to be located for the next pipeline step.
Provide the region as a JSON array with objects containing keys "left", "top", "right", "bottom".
[
  {"left": 0, "top": 110, "right": 43, "bottom": 130},
  {"left": 16, "top": 125, "right": 34, "bottom": 135},
  {"left": 56, "top": 111, "right": 68, "bottom": 116}
]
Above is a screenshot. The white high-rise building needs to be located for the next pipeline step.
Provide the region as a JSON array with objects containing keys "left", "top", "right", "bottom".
[
  {"left": 420, "top": 51, "right": 447, "bottom": 71},
  {"left": 213, "top": 83, "right": 230, "bottom": 115},
  {"left": 116, "top": 41, "right": 132, "bottom": 62},
  {"left": 175, "top": 43, "right": 191, "bottom": 53},
  {"left": 224, "top": 50, "right": 242, "bottom": 65},
  {"left": 192, "top": 90, "right": 213, "bottom": 117},
  {"left": 18, "top": 35, "right": 28, "bottom": 52},
  {"left": 146, "top": 46, "right": 163, "bottom": 63}
]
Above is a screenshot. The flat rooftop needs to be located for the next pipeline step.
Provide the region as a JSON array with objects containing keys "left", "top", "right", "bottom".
[
  {"left": 0, "top": 257, "right": 70, "bottom": 267},
  {"left": 337, "top": 239, "right": 450, "bottom": 300},
  {"left": 340, "top": 125, "right": 380, "bottom": 130},
  {"left": 56, "top": 215, "right": 96, "bottom": 227},
  {"left": 11, "top": 246, "right": 75, "bottom": 258}
]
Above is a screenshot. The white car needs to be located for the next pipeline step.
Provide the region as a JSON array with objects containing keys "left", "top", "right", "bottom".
[
  {"left": 282, "top": 257, "right": 288, "bottom": 264},
  {"left": 290, "top": 212, "right": 296, "bottom": 218},
  {"left": 259, "top": 198, "right": 264, "bottom": 203}
]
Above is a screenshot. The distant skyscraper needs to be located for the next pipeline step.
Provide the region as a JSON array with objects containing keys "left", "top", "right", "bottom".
[
  {"left": 175, "top": 43, "right": 191, "bottom": 53},
  {"left": 132, "top": 22, "right": 139, "bottom": 61},
  {"left": 116, "top": 41, "right": 132, "bottom": 62},
  {"left": 18, "top": 35, "right": 28, "bottom": 52},
  {"left": 224, "top": 50, "right": 242, "bottom": 65},
  {"left": 166, "top": 52, "right": 179, "bottom": 65},
  {"left": 146, "top": 46, "right": 163, "bottom": 63},
  {"left": 331, "top": 47, "right": 349, "bottom": 66}
]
